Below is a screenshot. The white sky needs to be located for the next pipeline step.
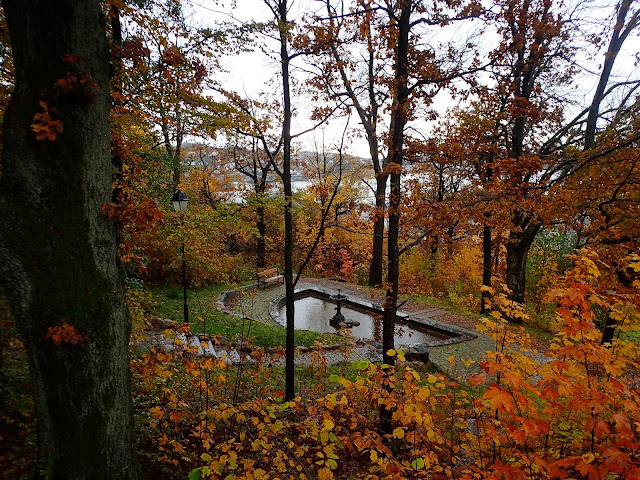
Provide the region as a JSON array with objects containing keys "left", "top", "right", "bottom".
[{"left": 184, "top": 0, "right": 640, "bottom": 158}]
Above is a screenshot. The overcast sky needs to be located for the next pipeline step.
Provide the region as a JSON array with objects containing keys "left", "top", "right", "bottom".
[{"left": 183, "top": 0, "right": 640, "bottom": 158}]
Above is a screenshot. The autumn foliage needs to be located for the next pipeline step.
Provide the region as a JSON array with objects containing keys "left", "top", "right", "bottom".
[
  {"left": 2, "top": 0, "right": 640, "bottom": 478},
  {"left": 121, "top": 251, "right": 639, "bottom": 479}
]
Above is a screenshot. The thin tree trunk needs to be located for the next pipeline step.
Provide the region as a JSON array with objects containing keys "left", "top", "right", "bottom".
[
  {"left": 256, "top": 204, "right": 266, "bottom": 269},
  {"left": 368, "top": 173, "right": 387, "bottom": 286},
  {"left": 323, "top": 0, "right": 385, "bottom": 287},
  {"left": 380, "top": 1, "right": 411, "bottom": 435},
  {"left": 0, "top": 1, "right": 141, "bottom": 477},
  {"left": 275, "top": 0, "right": 296, "bottom": 402},
  {"left": 481, "top": 224, "right": 492, "bottom": 314}
]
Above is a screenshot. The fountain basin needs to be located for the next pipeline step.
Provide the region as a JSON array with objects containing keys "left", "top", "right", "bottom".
[{"left": 269, "top": 286, "right": 476, "bottom": 348}]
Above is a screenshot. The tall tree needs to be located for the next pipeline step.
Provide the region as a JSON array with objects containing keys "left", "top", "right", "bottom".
[
  {"left": 306, "top": 0, "right": 389, "bottom": 286},
  {"left": 115, "top": 0, "right": 229, "bottom": 190},
  {"left": 381, "top": 0, "right": 411, "bottom": 371},
  {"left": 365, "top": 0, "right": 483, "bottom": 432},
  {"left": 491, "top": 0, "right": 640, "bottom": 307},
  {"left": 0, "top": 1, "right": 142, "bottom": 478},
  {"left": 257, "top": 0, "right": 345, "bottom": 400},
  {"left": 369, "top": 0, "right": 482, "bottom": 364}
]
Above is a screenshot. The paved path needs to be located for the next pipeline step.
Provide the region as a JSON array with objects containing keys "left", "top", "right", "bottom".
[{"left": 411, "top": 307, "right": 449, "bottom": 318}]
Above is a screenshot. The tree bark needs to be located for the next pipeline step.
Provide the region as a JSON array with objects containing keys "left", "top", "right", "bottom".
[
  {"left": 368, "top": 173, "right": 387, "bottom": 286},
  {"left": 505, "top": 218, "right": 541, "bottom": 308},
  {"left": 256, "top": 203, "right": 266, "bottom": 269},
  {"left": 0, "top": 1, "right": 142, "bottom": 478}
]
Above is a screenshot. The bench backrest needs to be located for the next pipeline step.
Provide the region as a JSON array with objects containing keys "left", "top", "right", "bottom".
[{"left": 257, "top": 268, "right": 279, "bottom": 278}]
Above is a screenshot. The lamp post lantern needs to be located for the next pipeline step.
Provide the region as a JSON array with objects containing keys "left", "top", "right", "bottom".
[{"left": 172, "top": 188, "right": 189, "bottom": 324}]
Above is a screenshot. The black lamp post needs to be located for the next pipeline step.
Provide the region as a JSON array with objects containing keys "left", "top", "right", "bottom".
[{"left": 172, "top": 188, "right": 189, "bottom": 324}]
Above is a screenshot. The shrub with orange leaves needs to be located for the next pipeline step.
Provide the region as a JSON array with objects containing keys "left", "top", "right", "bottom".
[{"left": 130, "top": 249, "right": 640, "bottom": 480}]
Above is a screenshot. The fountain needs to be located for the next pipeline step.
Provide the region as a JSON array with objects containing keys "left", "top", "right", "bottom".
[
  {"left": 268, "top": 285, "right": 477, "bottom": 348},
  {"left": 329, "top": 289, "right": 359, "bottom": 328}
]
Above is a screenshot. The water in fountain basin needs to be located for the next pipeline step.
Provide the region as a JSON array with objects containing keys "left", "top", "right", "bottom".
[{"left": 281, "top": 296, "right": 445, "bottom": 345}]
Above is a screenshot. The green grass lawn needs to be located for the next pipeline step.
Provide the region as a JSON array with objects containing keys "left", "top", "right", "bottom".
[{"left": 149, "top": 285, "right": 345, "bottom": 348}]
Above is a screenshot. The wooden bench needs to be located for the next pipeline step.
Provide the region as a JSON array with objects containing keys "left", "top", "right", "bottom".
[{"left": 256, "top": 267, "right": 284, "bottom": 289}]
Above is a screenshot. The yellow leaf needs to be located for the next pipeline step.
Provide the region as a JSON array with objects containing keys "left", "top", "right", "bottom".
[
  {"left": 370, "top": 450, "right": 378, "bottom": 462},
  {"left": 480, "top": 285, "right": 495, "bottom": 294},
  {"left": 150, "top": 406, "right": 164, "bottom": 419},
  {"left": 318, "top": 467, "right": 333, "bottom": 480},
  {"left": 393, "top": 427, "right": 405, "bottom": 439},
  {"left": 416, "top": 387, "right": 430, "bottom": 401},
  {"left": 322, "top": 419, "right": 335, "bottom": 431},
  {"left": 387, "top": 349, "right": 396, "bottom": 357}
]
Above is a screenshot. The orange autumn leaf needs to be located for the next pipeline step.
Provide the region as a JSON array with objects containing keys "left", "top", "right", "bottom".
[
  {"left": 45, "top": 320, "right": 86, "bottom": 346},
  {"left": 468, "top": 372, "right": 486, "bottom": 387},
  {"left": 31, "top": 101, "right": 63, "bottom": 141},
  {"left": 484, "top": 385, "right": 515, "bottom": 413},
  {"left": 149, "top": 406, "right": 164, "bottom": 420}
]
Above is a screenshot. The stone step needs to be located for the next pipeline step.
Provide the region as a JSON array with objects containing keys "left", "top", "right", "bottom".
[
  {"left": 186, "top": 335, "right": 204, "bottom": 355},
  {"left": 199, "top": 338, "right": 218, "bottom": 357}
]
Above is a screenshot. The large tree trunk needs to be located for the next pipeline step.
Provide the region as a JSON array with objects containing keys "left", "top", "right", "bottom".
[
  {"left": 505, "top": 217, "right": 541, "bottom": 308},
  {"left": 0, "top": 1, "right": 142, "bottom": 478}
]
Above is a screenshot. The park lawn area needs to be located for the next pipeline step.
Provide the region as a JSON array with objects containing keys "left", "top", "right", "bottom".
[{"left": 149, "top": 285, "right": 346, "bottom": 348}]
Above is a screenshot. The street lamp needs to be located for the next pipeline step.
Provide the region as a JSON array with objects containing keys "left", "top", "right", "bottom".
[{"left": 171, "top": 188, "right": 189, "bottom": 324}]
